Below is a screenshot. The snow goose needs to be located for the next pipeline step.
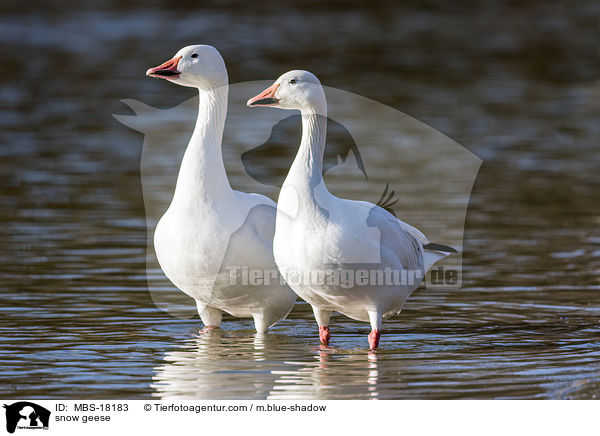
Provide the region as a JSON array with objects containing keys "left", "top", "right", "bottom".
[
  {"left": 247, "top": 70, "right": 456, "bottom": 349},
  {"left": 146, "top": 45, "right": 296, "bottom": 333}
]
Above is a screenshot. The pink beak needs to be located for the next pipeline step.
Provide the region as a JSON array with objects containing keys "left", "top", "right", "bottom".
[
  {"left": 146, "top": 56, "right": 182, "bottom": 80},
  {"left": 247, "top": 83, "right": 280, "bottom": 107}
]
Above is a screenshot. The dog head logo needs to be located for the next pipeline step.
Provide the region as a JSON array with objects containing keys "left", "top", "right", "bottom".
[{"left": 3, "top": 402, "right": 50, "bottom": 434}]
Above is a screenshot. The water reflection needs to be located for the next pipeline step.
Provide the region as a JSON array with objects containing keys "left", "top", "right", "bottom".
[
  {"left": 268, "top": 347, "right": 382, "bottom": 400},
  {"left": 149, "top": 291, "right": 600, "bottom": 400},
  {"left": 153, "top": 332, "right": 278, "bottom": 399},
  {"left": 152, "top": 330, "right": 385, "bottom": 400}
]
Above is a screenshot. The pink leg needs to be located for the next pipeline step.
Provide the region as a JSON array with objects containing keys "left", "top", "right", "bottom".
[
  {"left": 319, "top": 326, "right": 331, "bottom": 345},
  {"left": 368, "top": 329, "right": 380, "bottom": 350},
  {"left": 200, "top": 325, "right": 220, "bottom": 334},
  {"left": 312, "top": 307, "right": 332, "bottom": 346}
]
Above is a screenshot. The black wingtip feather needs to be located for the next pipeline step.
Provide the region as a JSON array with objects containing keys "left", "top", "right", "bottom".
[
  {"left": 376, "top": 183, "right": 399, "bottom": 217},
  {"left": 423, "top": 243, "right": 457, "bottom": 253}
]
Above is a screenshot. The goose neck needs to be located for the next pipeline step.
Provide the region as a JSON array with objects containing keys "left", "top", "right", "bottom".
[
  {"left": 171, "top": 85, "right": 232, "bottom": 205},
  {"left": 288, "top": 111, "right": 327, "bottom": 186}
]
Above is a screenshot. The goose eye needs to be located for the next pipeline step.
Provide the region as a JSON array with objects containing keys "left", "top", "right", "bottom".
[
  {"left": 191, "top": 53, "right": 198, "bottom": 59},
  {"left": 289, "top": 78, "right": 296, "bottom": 84}
]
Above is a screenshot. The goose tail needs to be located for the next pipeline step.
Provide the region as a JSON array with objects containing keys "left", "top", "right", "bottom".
[{"left": 422, "top": 243, "right": 457, "bottom": 273}]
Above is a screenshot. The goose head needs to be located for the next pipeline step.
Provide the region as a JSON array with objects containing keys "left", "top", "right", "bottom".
[
  {"left": 247, "top": 70, "right": 326, "bottom": 115},
  {"left": 146, "top": 45, "right": 228, "bottom": 89}
]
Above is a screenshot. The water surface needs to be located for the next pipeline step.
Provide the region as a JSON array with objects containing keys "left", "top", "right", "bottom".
[{"left": 1, "top": 1, "right": 599, "bottom": 399}]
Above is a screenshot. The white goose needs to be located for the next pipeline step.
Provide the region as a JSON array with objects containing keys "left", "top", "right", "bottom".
[
  {"left": 248, "top": 70, "right": 456, "bottom": 349},
  {"left": 146, "top": 45, "right": 296, "bottom": 333}
]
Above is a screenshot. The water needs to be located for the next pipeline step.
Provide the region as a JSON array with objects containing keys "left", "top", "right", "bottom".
[{"left": 1, "top": 1, "right": 599, "bottom": 399}]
